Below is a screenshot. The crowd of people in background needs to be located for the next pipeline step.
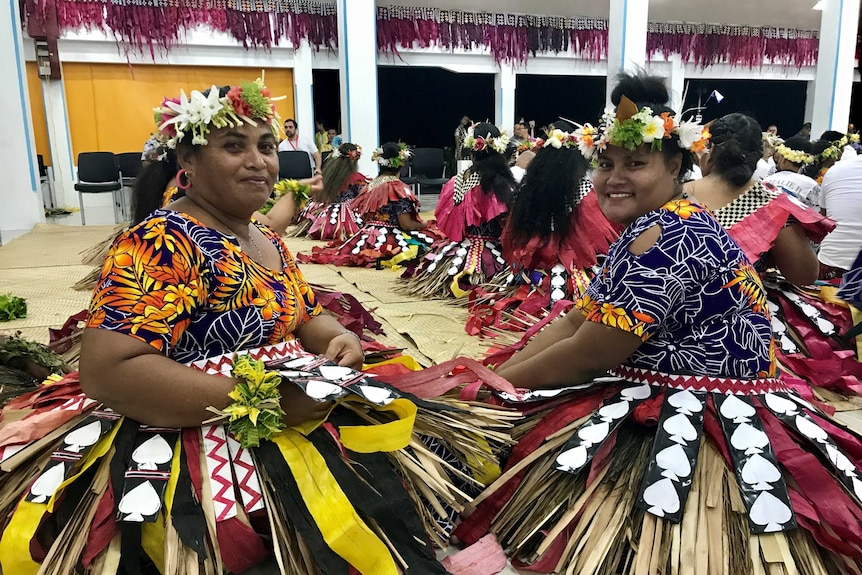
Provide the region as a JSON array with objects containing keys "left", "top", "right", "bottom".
[{"left": 4, "top": 73, "right": 862, "bottom": 575}]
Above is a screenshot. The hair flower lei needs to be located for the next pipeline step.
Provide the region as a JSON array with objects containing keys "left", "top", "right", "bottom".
[
  {"left": 372, "top": 143, "right": 411, "bottom": 168},
  {"left": 576, "top": 95, "right": 709, "bottom": 161},
  {"left": 776, "top": 144, "right": 814, "bottom": 165},
  {"left": 463, "top": 127, "right": 511, "bottom": 154},
  {"left": 205, "top": 355, "right": 285, "bottom": 448},
  {"left": 330, "top": 145, "right": 362, "bottom": 161},
  {"left": 154, "top": 77, "right": 283, "bottom": 148}
]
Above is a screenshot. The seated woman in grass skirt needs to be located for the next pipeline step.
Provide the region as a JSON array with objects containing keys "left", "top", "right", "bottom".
[
  {"left": 0, "top": 81, "right": 506, "bottom": 575},
  {"left": 287, "top": 143, "right": 366, "bottom": 241},
  {"left": 684, "top": 115, "right": 859, "bottom": 397},
  {"left": 298, "top": 142, "right": 443, "bottom": 268},
  {"left": 467, "top": 122, "right": 619, "bottom": 338},
  {"left": 400, "top": 123, "right": 516, "bottom": 300},
  {"left": 451, "top": 73, "right": 862, "bottom": 574}
]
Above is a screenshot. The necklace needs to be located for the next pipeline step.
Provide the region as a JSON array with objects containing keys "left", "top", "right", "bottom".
[{"left": 210, "top": 211, "right": 265, "bottom": 262}]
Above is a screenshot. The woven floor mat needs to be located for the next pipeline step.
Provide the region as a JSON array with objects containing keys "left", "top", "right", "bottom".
[
  {"left": 0, "top": 224, "right": 118, "bottom": 269},
  {"left": 0, "top": 267, "right": 91, "bottom": 331}
]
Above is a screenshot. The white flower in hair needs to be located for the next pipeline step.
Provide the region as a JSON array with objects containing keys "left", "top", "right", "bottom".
[
  {"left": 546, "top": 129, "right": 565, "bottom": 149},
  {"left": 676, "top": 120, "right": 704, "bottom": 150},
  {"left": 330, "top": 147, "right": 342, "bottom": 159},
  {"left": 491, "top": 132, "right": 511, "bottom": 154},
  {"left": 641, "top": 115, "right": 667, "bottom": 144}
]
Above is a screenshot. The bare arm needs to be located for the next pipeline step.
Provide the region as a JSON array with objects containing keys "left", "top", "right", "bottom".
[
  {"left": 500, "top": 311, "right": 584, "bottom": 372},
  {"left": 295, "top": 313, "right": 363, "bottom": 369},
  {"left": 312, "top": 151, "right": 322, "bottom": 174},
  {"left": 497, "top": 320, "right": 643, "bottom": 389},
  {"left": 79, "top": 328, "right": 237, "bottom": 427},
  {"left": 397, "top": 212, "right": 427, "bottom": 231},
  {"left": 79, "top": 329, "right": 332, "bottom": 427},
  {"left": 772, "top": 223, "right": 819, "bottom": 285}
]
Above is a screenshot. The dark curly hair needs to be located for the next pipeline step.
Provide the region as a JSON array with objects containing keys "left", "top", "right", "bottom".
[
  {"left": 507, "top": 144, "right": 589, "bottom": 247},
  {"left": 707, "top": 113, "right": 763, "bottom": 186},
  {"left": 801, "top": 139, "right": 832, "bottom": 178},
  {"left": 320, "top": 142, "right": 361, "bottom": 204},
  {"left": 608, "top": 72, "right": 694, "bottom": 179},
  {"left": 469, "top": 122, "right": 516, "bottom": 206}
]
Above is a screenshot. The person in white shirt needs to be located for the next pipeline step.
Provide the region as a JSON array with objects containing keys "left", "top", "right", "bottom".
[
  {"left": 819, "top": 154, "right": 862, "bottom": 277},
  {"left": 762, "top": 136, "right": 820, "bottom": 210},
  {"left": 278, "top": 118, "right": 322, "bottom": 175}
]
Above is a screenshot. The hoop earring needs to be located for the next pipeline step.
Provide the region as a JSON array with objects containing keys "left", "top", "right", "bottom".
[{"left": 176, "top": 168, "right": 192, "bottom": 191}]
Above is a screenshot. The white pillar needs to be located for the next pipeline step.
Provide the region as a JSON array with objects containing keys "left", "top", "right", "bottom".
[
  {"left": 606, "top": 0, "right": 649, "bottom": 106},
  {"left": 293, "top": 39, "right": 314, "bottom": 144},
  {"left": 41, "top": 75, "right": 77, "bottom": 208},
  {"left": 494, "top": 64, "right": 517, "bottom": 133},
  {"left": 0, "top": 0, "right": 43, "bottom": 243},
  {"left": 804, "top": 80, "right": 816, "bottom": 133},
  {"left": 336, "top": 0, "right": 378, "bottom": 176},
  {"left": 667, "top": 55, "right": 685, "bottom": 116},
  {"left": 810, "top": 0, "right": 860, "bottom": 136}
]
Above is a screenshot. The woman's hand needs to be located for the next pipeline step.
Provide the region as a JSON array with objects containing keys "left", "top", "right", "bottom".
[
  {"left": 323, "top": 332, "right": 364, "bottom": 370},
  {"left": 280, "top": 382, "right": 333, "bottom": 426}
]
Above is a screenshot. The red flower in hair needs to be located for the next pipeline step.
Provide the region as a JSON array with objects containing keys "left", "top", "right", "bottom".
[
  {"left": 227, "top": 86, "right": 253, "bottom": 117},
  {"left": 474, "top": 137, "right": 486, "bottom": 151}
]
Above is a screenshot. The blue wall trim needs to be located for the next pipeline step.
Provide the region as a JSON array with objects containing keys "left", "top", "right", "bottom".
[
  {"left": 340, "top": 0, "right": 351, "bottom": 141},
  {"left": 828, "top": 0, "right": 845, "bottom": 128},
  {"left": 10, "top": 0, "right": 38, "bottom": 192},
  {"left": 620, "top": 0, "right": 629, "bottom": 70},
  {"left": 60, "top": 80, "right": 76, "bottom": 182}
]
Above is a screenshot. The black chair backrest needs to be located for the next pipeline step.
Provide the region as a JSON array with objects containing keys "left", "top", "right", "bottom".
[
  {"left": 278, "top": 151, "right": 313, "bottom": 180},
  {"left": 117, "top": 152, "right": 143, "bottom": 178},
  {"left": 321, "top": 150, "right": 332, "bottom": 163},
  {"left": 77, "top": 152, "right": 120, "bottom": 183},
  {"left": 37, "top": 154, "right": 48, "bottom": 178},
  {"left": 410, "top": 148, "right": 445, "bottom": 178}
]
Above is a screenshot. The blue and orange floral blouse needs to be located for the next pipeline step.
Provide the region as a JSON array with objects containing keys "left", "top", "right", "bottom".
[
  {"left": 88, "top": 210, "right": 322, "bottom": 364},
  {"left": 576, "top": 199, "right": 775, "bottom": 379}
]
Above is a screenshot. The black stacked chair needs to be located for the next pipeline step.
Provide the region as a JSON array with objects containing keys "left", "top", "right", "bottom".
[
  {"left": 75, "top": 152, "right": 123, "bottom": 225},
  {"left": 116, "top": 152, "right": 143, "bottom": 220},
  {"left": 278, "top": 151, "right": 313, "bottom": 180},
  {"left": 410, "top": 148, "right": 449, "bottom": 196}
]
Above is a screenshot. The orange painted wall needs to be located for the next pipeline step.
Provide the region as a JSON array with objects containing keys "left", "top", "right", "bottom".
[
  {"left": 62, "top": 64, "right": 295, "bottom": 159},
  {"left": 25, "top": 62, "right": 50, "bottom": 165}
]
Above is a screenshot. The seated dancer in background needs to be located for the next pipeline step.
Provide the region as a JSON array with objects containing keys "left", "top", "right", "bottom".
[
  {"left": 401, "top": 123, "right": 516, "bottom": 299},
  {"left": 455, "top": 72, "right": 862, "bottom": 574},
  {"left": 299, "top": 142, "right": 443, "bottom": 268},
  {"left": 684, "top": 115, "right": 858, "bottom": 395},
  {"left": 0, "top": 80, "right": 460, "bottom": 574},
  {"left": 761, "top": 135, "right": 821, "bottom": 210},
  {"left": 288, "top": 142, "right": 366, "bottom": 240},
  {"left": 467, "top": 121, "right": 619, "bottom": 337}
]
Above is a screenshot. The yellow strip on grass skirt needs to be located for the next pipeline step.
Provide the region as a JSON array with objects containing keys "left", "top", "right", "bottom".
[{"left": 272, "top": 430, "right": 398, "bottom": 575}]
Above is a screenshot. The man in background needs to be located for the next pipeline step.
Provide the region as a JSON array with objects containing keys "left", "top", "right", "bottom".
[{"left": 279, "top": 119, "right": 322, "bottom": 176}]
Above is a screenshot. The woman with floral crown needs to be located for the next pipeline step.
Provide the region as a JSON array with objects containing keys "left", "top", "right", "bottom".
[
  {"left": 0, "top": 80, "right": 464, "bottom": 574},
  {"left": 683, "top": 116, "right": 860, "bottom": 397},
  {"left": 298, "top": 142, "right": 444, "bottom": 268},
  {"left": 400, "top": 122, "right": 517, "bottom": 300},
  {"left": 288, "top": 142, "right": 366, "bottom": 241},
  {"left": 466, "top": 120, "right": 619, "bottom": 339},
  {"left": 452, "top": 73, "right": 862, "bottom": 574}
]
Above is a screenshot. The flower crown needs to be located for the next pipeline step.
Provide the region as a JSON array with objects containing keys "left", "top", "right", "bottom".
[
  {"left": 577, "top": 96, "right": 710, "bottom": 161},
  {"left": 775, "top": 144, "right": 814, "bottom": 165},
  {"left": 330, "top": 145, "right": 362, "bottom": 161},
  {"left": 819, "top": 133, "right": 860, "bottom": 161},
  {"left": 154, "top": 78, "right": 282, "bottom": 148},
  {"left": 462, "top": 127, "right": 511, "bottom": 155},
  {"left": 372, "top": 143, "right": 411, "bottom": 168}
]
